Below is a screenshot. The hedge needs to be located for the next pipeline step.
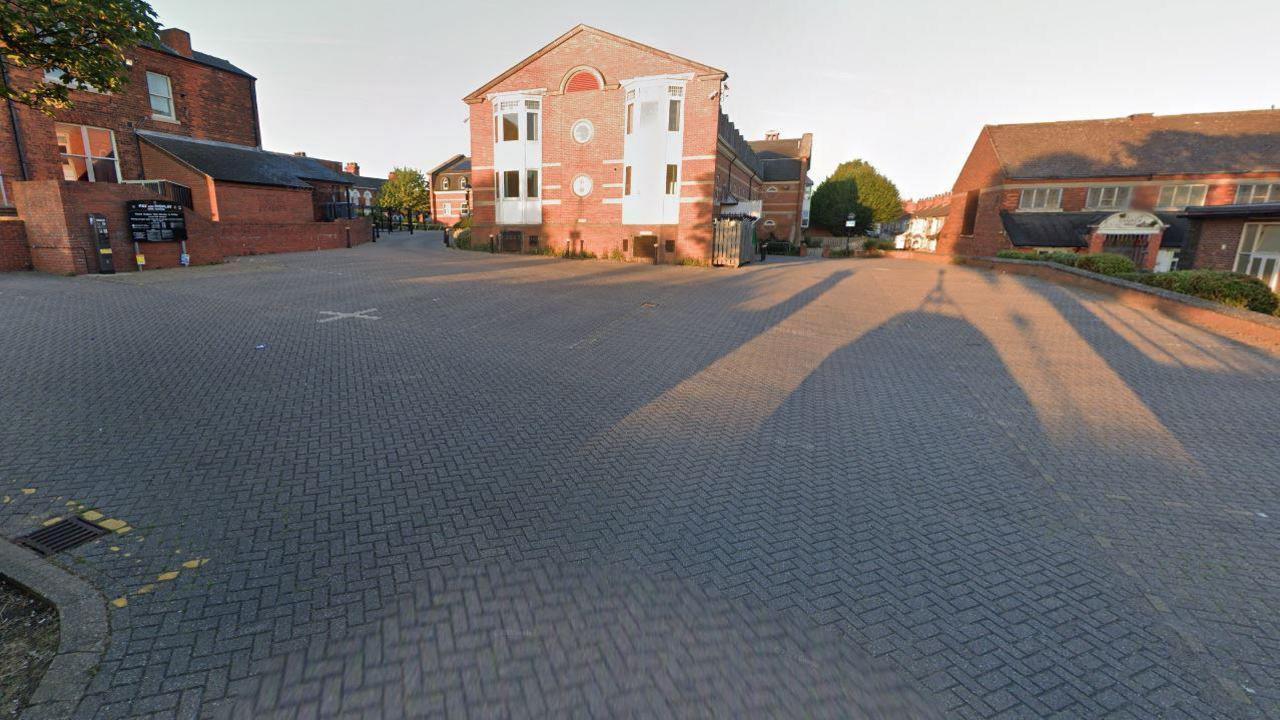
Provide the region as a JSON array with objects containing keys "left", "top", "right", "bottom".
[
  {"left": 1130, "top": 270, "right": 1279, "bottom": 315},
  {"left": 1075, "top": 253, "right": 1137, "bottom": 276}
]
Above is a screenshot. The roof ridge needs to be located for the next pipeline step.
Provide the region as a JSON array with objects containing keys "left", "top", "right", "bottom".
[{"left": 987, "top": 107, "right": 1280, "bottom": 130}]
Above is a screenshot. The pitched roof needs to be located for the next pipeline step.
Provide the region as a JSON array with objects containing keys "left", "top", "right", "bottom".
[
  {"left": 761, "top": 158, "right": 802, "bottom": 182},
  {"left": 143, "top": 40, "right": 255, "bottom": 79},
  {"left": 345, "top": 174, "right": 385, "bottom": 191},
  {"left": 463, "top": 25, "right": 724, "bottom": 102},
  {"left": 717, "top": 113, "right": 763, "bottom": 178},
  {"left": 1000, "top": 211, "right": 1189, "bottom": 248},
  {"left": 987, "top": 109, "right": 1280, "bottom": 180},
  {"left": 915, "top": 203, "right": 951, "bottom": 218},
  {"left": 137, "top": 130, "right": 353, "bottom": 189},
  {"left": 429, "top": 155, "right": 471, "bottom": 175},
  {"left": 748, "top": 134, "right": 812, "bottom": 162}
]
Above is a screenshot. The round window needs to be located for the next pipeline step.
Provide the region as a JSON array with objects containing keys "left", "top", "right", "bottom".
[
  {"left": 572, "top": 174, "right": 593, "bottom": 197},
  {"left": 571, "top": 119, "right": 594, "bottom": 144}
]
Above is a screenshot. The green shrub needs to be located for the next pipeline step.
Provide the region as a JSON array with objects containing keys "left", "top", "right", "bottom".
[
  {"left": 678, "top": 257, "right": 709, "bottom": 267},
  {"left": 455, "top": 215, "right": 472, "bottom": 230},
  {"left": 996, "top": 249, "right": 1039, "bottom": 260},
  {"left": 828, "top": 248, "right": 852, "bottom": 258},
  {"left": 528, "top": 245, "right": 558, "bottom": 256},
  {"left": 563, "top": 249, "right": 596, "bottom": 260},
  {"left": 1076, "top": 253, "right": 1137, "bottom": 276},
  {"left": 1044, "top": 251, "right": 1080, "bottom": 267},
  {"left": 607, "top": 248, "right": 625, "bottom": 262},
  {"left": 1132, "top": 270, "right": 1279, "bottom": 314},
  {"left": 454, "top": 228, "right": 472, "bottom": 249}
]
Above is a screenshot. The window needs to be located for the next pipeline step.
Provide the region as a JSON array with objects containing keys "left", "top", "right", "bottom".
[
  {"left": 363, "top": 190, "right": 373, "bottom": 206},
  {"left": 667, "top": 86, "right": 683, "bottom": 132},
  {"left": 1018, "top": 187, "right": 1062, "bottom": 211},
  {"left": 44, "top": 68, "right": 103, "bottom": 93},
  {"left": 56, "top": 123, "right": 119, "bottom": 183},
  {"left": 665, "top": 164, "right": 678, "bottom": 195},
  {"left": 460, "top": 176, "right": 469, "bottom": 189},
  {"left": 146, "top": 72, "right": 175, "bottom": 121},
  {"left": 626, "top": 103, "right": 634, "bottom": 135},
  {"left": 501, "top": 170, "right": 520, "bottom": 199},
  {"left": 443, "top": 202, "right": 452, "bottom": 216},
  {"left": 961, "top": 190, "right": 979, "bottom": 234},
  {"left": 763, "top": 219, "right": 776, "bottom": 227},
  {"left": 1234, "top": 223, "right": 1280, "bottom": 289},
  {"left": 526, "top": 169, "right": 539, "bottom": 198},
  {"left": 442, "top": 177, "right": 450, "bottom": 190},
  {"left": 502, "top": 112, "right": 519, "bottom": 141},
  {"left": 572, "top": 119, "right": 594, "bottom": 144},
  {"left": 495, "top": 100, "right": 520, "bottom": 142},
  {"left": 1236, "top": 183, "right": 1280, "bottom": 204},
  {"left": 766, "top": 186, "right": 778, "bottom": 193},
  {"left": 624, "top": 166, "right": 632, "bottom": 196},
  {"left": 1085, "top": 186, "right": 1131, "bottom": 210},
  {"left": 525, "top": 100, "right": 540, "bottom": 141},
  {"left": 1157, "top": 184, "right": 1208, "bottom": 209}
]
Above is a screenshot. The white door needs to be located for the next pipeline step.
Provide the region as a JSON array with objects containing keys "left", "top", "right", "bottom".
[{"left": 1235, "top": 224, "right": 1280, "bottom": 289}]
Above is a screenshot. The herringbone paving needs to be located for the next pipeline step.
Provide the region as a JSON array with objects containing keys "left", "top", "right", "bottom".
[{"left": 1, "top": 234, "right": 1277, "bottom": 718}]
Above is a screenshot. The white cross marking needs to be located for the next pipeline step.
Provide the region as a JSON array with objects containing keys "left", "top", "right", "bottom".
[{"left": 317, "top": 308, "right": 381, "bottom": 323}]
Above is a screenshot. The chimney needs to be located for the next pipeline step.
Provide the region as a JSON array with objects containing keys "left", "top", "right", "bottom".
[
  {"left": 158, "top": 28, "right": 192, "bottom": 58},
  {"left": 344, "top": 162, "right": 360, "bottom": 175},
  {"left": 1128, "top": 113, "right": 1154, "bottom": 122},
  {"left": 293, "top": 151, "right": 307, "bottom": 157},
  {"left": 764, "top": 130, "right": 781, "bottom": 141}
]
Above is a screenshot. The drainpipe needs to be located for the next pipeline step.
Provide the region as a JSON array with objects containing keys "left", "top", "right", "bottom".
[{"left": 0, "top": 60, "right": 31, "bottom": 182}]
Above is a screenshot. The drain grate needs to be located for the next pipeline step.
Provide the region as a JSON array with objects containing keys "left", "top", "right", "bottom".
[{"left": 14, "top": 517, "right": 110, "bottom": 557}]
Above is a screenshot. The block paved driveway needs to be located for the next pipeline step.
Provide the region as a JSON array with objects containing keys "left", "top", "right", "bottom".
[{"left": 2, "top": 233, "right": 1278, "bottom": 719}]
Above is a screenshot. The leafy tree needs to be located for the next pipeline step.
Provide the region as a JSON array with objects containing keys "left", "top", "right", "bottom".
[
  {"left": 0, "top": 0, "right": 160, "bottom": 114},
  {"left": 809, "top": 177, "right": 860, "bottom": 235},
  {"left": 818, "top": 159, "right": 904, "bottom": 233},
  {"left": 377, "top": 167, "right": 431, "bottom": 216}
]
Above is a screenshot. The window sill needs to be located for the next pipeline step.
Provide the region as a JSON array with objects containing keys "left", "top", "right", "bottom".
[{"left": 151, "top": 115, "right": 180, "bottom": 125}]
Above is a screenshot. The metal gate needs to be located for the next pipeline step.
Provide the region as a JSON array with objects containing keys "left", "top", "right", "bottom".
[
  {"left": 500, "top": 231, "right": 522, "bottom": 253},
  {"left": 633, "top": 235, "right": 658, "bottom": 264},
  {"left": 712, "top": 217, "right": 756, "bottom": 267}
]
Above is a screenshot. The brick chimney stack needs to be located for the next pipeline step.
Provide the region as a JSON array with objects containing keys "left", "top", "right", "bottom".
[
  {"left": 293, "top": 151, "right": 307, "bottom": 157},
  {"left": 158, "top": 28, "right": 192, "bottom": 58},
  {"left": 344, "top": 162, "right": 360, "bottom": 175}
]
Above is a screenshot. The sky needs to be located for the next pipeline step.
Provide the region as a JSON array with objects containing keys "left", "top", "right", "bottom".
[{"left": 150, "top": 0, "right": 1280, "bottom": 198}]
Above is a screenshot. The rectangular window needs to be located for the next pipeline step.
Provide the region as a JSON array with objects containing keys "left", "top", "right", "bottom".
[
  {"left": 1085, "top": 186, "right": 1131, "bottom": 210},
  {"left": 56, "top": 123, "right": 119, "bottom": 183},
  {"left": 1156, "top": 184, "right": 1208, "bottom": 209},
  {"left": 502, "top": 113, "right": 519, "bottom": 141},
  {"left": 146, "top": 72, "right": 175, "bottom": 121},
  {"left": 443, "top": 202, "right": 452, "bottom": 216},
  {"left": 43, "top": 68, "right": 102, "bottom": 93},
  {"left": 525, "top": 100, "right": 539, "bottom": 141},
  {"left": 1234, "top": 223, "right": 1280, "bottom": 289},
  {"left": 1018, "top": 187, "right": 1062, "bottom": 211},
  {"left": 626, "top": 103, "right": 634, "bottom": 135},
  {"left": 667, "top": 86, "right": 683, "bottom": 132},
  {"left": 1236, "top": 183, "right": 1280, "bottom": 204},
  {"left": 526, "top": 169, "right": 539, "bottom": 198},
  {"left": 502, "top": 170, "right": 520, "bottom": 199},
  {"left": 624, "top": 166, "right": 632, "bottom": 195},
  {"left": 665, "top": 164, "right": 678, "bottom": 194}
]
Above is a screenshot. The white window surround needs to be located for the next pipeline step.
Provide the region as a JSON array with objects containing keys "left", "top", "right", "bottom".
[
  {"left": 1085, "top": 186, "right": 1131, "bottom": 210},
  {"left": 56, "top": 122, "right": 121, "bottom": 183},
  {"left": 1156, "top": 184, "right": 1208, "bottom": 209},
  {"left": 572, "top": 119, "right": 594, "bottom": 144},
  {"left": 43, "top": 68, "right": 105, "bottom": 93},
  {"left": 1235, "top": 223, "right": 1280, "bottom": 289},
  {"left": 147, "top": 71, "right": 176, "bottom": 121},
  {"left": 1237, "top": 183, "right": 1280, "bottom": 204},
  {"left": 1018, "top": 187, "right": 1063, "bottom": 211}
]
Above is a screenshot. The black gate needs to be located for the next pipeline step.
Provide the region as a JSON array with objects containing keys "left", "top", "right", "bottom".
[
  {"left": 633, "top": 235, "right": 658, "bottom": 264},
  {"left": 500, "top": 231, "right": 522, "bottom": 253}
]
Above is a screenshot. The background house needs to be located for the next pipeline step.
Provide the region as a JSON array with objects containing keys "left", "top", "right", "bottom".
[
  {"left": 428, "top": 154, "right": 471, "bottom": 227},
  {"left": 748, "top": 132, "right": 814, "bottom": 246}
]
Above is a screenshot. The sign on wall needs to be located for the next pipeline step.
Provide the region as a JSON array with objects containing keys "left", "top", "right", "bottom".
[{"left": 126, "top": 200, "right": 187, "bottom": 242}]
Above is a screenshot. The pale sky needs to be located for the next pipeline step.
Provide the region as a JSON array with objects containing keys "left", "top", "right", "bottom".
[{"left": 150, "top": 0, "right": 1279, "bottom": 198}]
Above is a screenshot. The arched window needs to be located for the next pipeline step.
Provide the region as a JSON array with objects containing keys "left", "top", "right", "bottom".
[
  {"left": 442, "top": 177, "right": 450, "bottom": 190},
  {"left": 564, "top": 68, "right": 602, "bottom": 92}
]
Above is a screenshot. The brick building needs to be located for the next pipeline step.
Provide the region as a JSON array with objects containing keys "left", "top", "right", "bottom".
[
  {"left": 463, "top": 25, "right": 810, "bottom": 263},
  {"left": 936, "top": 109, "right": 1280, "bottom": 279},
  {"left": 748, "top": 132, "right": 813, "bottom": 245},
  {"left": 427, "top": 154, "right": 471, "bottom": 226},
  {"left": 0, "top": 27, "right": 372, "bottom": 274}
]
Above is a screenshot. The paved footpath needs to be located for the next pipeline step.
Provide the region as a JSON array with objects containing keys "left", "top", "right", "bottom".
[{"left": 1, "top": 234, "right": 1278, "bottom": 718}]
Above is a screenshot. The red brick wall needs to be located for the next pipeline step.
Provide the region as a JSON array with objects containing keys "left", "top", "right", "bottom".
[
  {"left": 431, "top": 189, "right": 470, "bottom": 226},
  {"left": 467, "top": 30, "right": 727, "bottom": 261},
  {"left": 218, "top": 217, "right": 371, "bottom": 257},
  {"left": 0, "top": 219, "right": 30, "bottom": 271},
  {"left": 137, "top": 142, "right": 216, "bottom": 218},
  {"left": 0, "top": 44, "right": 258, "bottom": 202},
  {"left": 1187, "top": 218, "right": 1246, "bottom": 271},
  {"left": 213, "top": 182, "right": 316, "bottom": 223}
]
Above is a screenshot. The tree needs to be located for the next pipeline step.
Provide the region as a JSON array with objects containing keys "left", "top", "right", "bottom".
[
  {"left": 809, "top": 177, "right": 860, "bottom": 235},
  {"left": 377, "top": 167, "right": 431, "bottom": 229},
  {"left": 829, "top": 159, "right": 903, "bottom": 231},
  {"left": 0, "top": 0, "right": 160, "bottom": 114}
]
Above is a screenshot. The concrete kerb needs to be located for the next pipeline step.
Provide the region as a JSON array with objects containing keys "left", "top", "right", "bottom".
[
  {"left": 0, "top": 541, "right": 109, "bottom": 720},
  {"left": 891, "top": 251, "right": 1280, "bottom": 354}
]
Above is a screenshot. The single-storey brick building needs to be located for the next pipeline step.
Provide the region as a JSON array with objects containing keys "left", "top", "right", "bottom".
[
  {"left": 936, "top": 109, "right": 1280, "bottom": 283},
  {"left": 0, "top": 26, "right": 375, "bottom": 275}
]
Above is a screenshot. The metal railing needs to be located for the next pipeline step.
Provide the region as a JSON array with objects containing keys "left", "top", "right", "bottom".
[{"left": 123, "top": 179, "right": 194, "bottom": 209}]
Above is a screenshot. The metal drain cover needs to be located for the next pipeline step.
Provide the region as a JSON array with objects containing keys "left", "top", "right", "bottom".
[{"left": 14, "top": 517, "right": 110, "bottom": 556}]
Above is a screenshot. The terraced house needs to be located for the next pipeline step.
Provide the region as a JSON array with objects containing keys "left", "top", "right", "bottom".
[
  {"left": 463, "top": 25, "right": 811, "bottom": 263},
  {"left": 937, "top": 109, "right": 1280, "bottom": 283},
  {"left": 0, "top": 26, "right": 375, "bottom": 274}
]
